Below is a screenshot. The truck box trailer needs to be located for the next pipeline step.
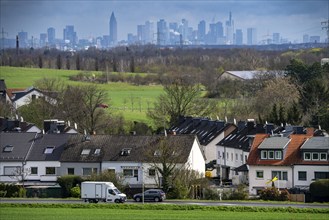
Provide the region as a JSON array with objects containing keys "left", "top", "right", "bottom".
[{"left": 81, "top": 181, "right": 126, "bottom": 203}]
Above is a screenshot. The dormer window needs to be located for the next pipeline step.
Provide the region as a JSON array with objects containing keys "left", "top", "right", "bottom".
[
  {"left": 261, "top": 150, "right": 267, "bottom": 159},
  {"left": 81, "top": 149, "right": 91, "bottom": 155},
  {"left": 304, "top": 152, "right": 311, "bottom": 160},
  {"left": 120, "top": 148, "right": 131, "bottom": 156},
  {"left": 3, "top": 145, "right": 14, "bottom": 152},
  {"left": 260, "top": 150, "right": 282, "bottom": 160},
  {"left": 44, "top": 146, "right": 55, "bottom": 154},
  {"left": 320, "top": 153, "right": 327, "bottom": 161},
  {"left": 275, "top": 151, "right": 282, "bottom": 160}
]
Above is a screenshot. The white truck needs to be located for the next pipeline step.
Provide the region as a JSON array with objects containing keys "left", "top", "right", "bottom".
[{"left": 81, "top": 181, "right": 127, "bottom": 203}]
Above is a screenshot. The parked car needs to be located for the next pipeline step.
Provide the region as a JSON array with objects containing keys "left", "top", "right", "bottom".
[{"left": 133, "top": 189, "right": 166, "bottom": 202}]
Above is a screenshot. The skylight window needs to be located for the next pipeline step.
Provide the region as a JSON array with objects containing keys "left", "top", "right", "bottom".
[
  {"left": 81, "top": 149, "right": 91, "bottom": 155},
  {"left": 3, "top": 145, "right": 14, "bottom": 152},
  {"left": 94, "top": 149, "right": 101, "bottom": 155},
  {"left": 120, "top": 148, "right": 131, "bottom": 156},
  {"left": 44, "top": 146, "right": 55, "bottom": 154}
]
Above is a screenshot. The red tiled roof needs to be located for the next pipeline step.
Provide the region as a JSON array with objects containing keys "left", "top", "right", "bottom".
[
  {"left": 6, "top": 88, "right": 25, "bottom": 98},
  {"left": 247, "top": 134, "right": 322, "bottom": 166}
]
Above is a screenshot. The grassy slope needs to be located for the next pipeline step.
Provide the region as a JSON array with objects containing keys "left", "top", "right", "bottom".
[{"left": 0, "top": 66, "right": 163, "bottom": 123}]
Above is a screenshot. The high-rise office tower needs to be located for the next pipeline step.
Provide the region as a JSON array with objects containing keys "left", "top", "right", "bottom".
[
  {"left": 197, "top": 20, "right": 206, "bottom": 44},
  {"left": 157, "top": 19, "right": 168, "bottom": 45},
  {"left": 47, "top": 27, "right": 55, "bottom": 46},
  {"left": 247, "top": 28, "right": 257, "bottom": 45},
  {"left": 225, "top": 12, "right": 234, "bottom": 44},
  {"left": 180, "top": 19, "right": 189, "bottom": 42},
  {"left": 208, "top": 22, "right": 223, "bottom": 44},
  {"left": 109, "top": 12, "right": 117, "bottom": 46},
  {"left": 303, "top": 34, "right": 309, "bottom": 43},
  {"left": 63, "top": 25, "right": 77, "bottom": 45},
  {"left": 235, "top": 29, "right": 243, "bottom": 45},
  {"left": 137, "top": 24, "right": 145, "bottom": 44},
  {"left": 39, "top": 33, "right": 47, "bottom": 47},
  {"left": 18, "top": 31, "right": 28, "bottom": 48},
  {"left": 144, "top": 21, "right": 155, "bottom": 44},
  {"left": 273, "top": 33, "right": 280, "bottom": 44}
]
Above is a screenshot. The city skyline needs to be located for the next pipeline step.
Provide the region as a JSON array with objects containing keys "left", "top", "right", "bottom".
[{"left": 1, "top": 0, "right": 328, "bottom": 44}]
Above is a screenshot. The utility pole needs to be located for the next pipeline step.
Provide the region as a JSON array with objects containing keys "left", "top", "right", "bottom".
[{"left": 1, "top": 28, "right": 8, "bottom": 55}]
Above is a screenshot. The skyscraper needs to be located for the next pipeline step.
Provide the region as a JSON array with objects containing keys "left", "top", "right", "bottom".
[
  {"left": 273, "top": 33, "right": 280, "bottom": 44},
  {"left": 39, "top": 33, "right": 47, "bottom": 47},
  {"left": 197, "top": 20, "right": 206, "bottom": 44},
  {"left": 109, "top": 12, "right": 117, "bottom": 46},
  {"left": 63, "top": 25, "right": 77, "bottom": 45},
  {"left": 157, "top": 19, "right": 168, "bottom": 45},
  {"left": 47, "top": 27, "right": 55, "bottom": 46},
  {"left": 247, "top": 28, "right": 257, "bottom": 45},
  {"left": 18, "top": 31, "right": 28, "bottom": 48},
  {"left": 225, "top": 12, "right": 234, "bottom": 44},
  {"left": 235, "top": 29, "right": 243, "bottom": 45}
]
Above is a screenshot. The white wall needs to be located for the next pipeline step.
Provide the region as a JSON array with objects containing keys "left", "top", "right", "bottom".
[
  {"left": 13, "top": 90, "right": 45, "bottom": 109},
  {"left": 187, "top": 138, "right": 206, "bottom": 176},
  {"left": 25, "top": 161, "right": 61, "bottom": 182},
  {"left": 248, "top": 165, "right": 292, "bottom": 195},
  {"left": 203, "top": 133, "right": 224, "bottom": 163},
  {"left": 294, "top": 165, "right": 329, "bottom": 188},
  {"left": 0, "top": 161, "right": 24, "bottom": 182}
]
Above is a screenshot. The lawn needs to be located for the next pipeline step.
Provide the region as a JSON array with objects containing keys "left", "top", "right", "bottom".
[
  {"left": 0, "top": 66, "right": 163, "bottom": 123},
  {"left": 0, "top": 206, "right": 327, "bottom": 220}
]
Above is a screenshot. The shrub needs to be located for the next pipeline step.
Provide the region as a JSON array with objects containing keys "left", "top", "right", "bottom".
[
  {"left": 70, "top": 186, "right": 81, "bottom": 198},
  {"left": 57, "top": 175, "right": 83, "bottom": 198},
  {"left": 230, "top": 184, "right": 248, "bottom": 200},
  {"left": 310, "top": 179, "right": 329, "bottom": 202},
  {"left": 259, "top": 187, "right": 289, "bottom": 201},
  {"left": 0, "top": 183, "right": 22, "bottom": 197},
  {"left": 204, "top": 188, "right": 220, "bottom": 200}
]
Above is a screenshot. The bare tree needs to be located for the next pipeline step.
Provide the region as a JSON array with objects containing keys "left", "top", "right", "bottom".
[{"left": 10, "top": 164, "right": 31, "bottom": 188}]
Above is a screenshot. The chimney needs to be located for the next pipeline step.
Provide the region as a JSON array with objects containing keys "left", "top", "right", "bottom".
[
  {"left": 16, "top": 35, "right": 19, "bottom": 55},
  {"left": 306, "top": 127, "right": 314, "bottom": 136}
]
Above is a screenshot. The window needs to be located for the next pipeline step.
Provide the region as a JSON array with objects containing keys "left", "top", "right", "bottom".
[
  {"left": 304, "top": 152, "right": 311, "bottom": 160},
  {"left": 231, "top": 153, "right": 233, "bottom": 161},
  {"left": 149, "top": 169, "right": 156, "bottom": 176},
  {"left": 67, "top": 168, "right": 75, "bottom": 175},
  {"left": 314, "top": 172, "right": 329, "bottom": 180},
  {"left": 31, "top": 167, "right": 38, "bottom": 175},
  {"left": 227, "top": 152, "right": 229, "bottom": 159},
  {"left": 45, "top": 167, "right": 56, "bottom": 175},
  {"left": 4, "top": 166, "right": 19, "bottom": 176},
  {"left": 320, "top": 153, "right": 327, "bottom": 161},
  {"left": 240, "top": 154, "right": 243, "bottom": 162},
  {"left": 44, "top": 146, "right": 55, "bottom": 154},
  {"left": 3, "top": 145, "right": 14, "bottom": 152},
  {"left": 81, "top": 149, "right": 91, "bottom": 155},
  {"left": 256, "top": 170, "right": 264, "bottom": 179},
  {"left": 222, "top": 152, "right": 225, "bottom": 159},
  {"left": 275, "top": 151, "right": 282, "bottom": 160},
  {"left": 94, "top": 149, "right": 101, "bottom": 155},
  {"left": 312, "top": 153, "right": 319, "bottom": 160},
  {"left": 82, "top": 168, "right": 97, "bottom": 176},
  {"left": 272, "top": 171, "right": 288, "bottom": 180},
  {"left": 298, "top": 171, "right": 307, "bottom": 181},
  {"left": 120, "top": 148, "right": 131, "bottom": 156},
  {"left": 268, "top": 151, "right": 274, "bottom": 159},
  {"left": 123, "top": 169, "right": 138, "bottom": 179},
  {"left": 245, "top": 155, "right": 248, "bottom": 163},
  {"left": 235, "top": 153, "right": 238, "bottom": 161},
  {"left": 31, "top": 94, "right": 36, "bottom": 100},
  {"left": 261, "top": 150, "right": 267, "bottom": 159}
]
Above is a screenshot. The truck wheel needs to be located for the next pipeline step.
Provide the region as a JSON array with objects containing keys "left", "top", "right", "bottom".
[
  {"left": 135, "top": 197, "right": 141, "bottom": 202},
  {"left": 154, "top": 197, "right": 160, "bottom": 202},
  {"left": 114, "top": 199, "right": 120, "bottom": 203}
]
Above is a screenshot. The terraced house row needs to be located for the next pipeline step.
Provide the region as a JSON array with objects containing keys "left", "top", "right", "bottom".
[{"left": 0, "top": 116, "right": 328, "bottom": 195}]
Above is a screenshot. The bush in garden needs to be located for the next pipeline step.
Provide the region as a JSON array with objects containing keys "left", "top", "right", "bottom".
[
  {"left": 310, "top": 179, "right": 329, "bottom": 202},
  {"left": 70, "top": 186, "right": 81, "bottom": 198}
]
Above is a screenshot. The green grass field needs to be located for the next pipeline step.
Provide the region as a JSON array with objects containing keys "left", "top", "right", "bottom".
[
  {"left": 1, "top": 206, "right": 328, "bottom": 220},
  {"left": 0, "top": 66, "right": 163, "bottom": 123}
]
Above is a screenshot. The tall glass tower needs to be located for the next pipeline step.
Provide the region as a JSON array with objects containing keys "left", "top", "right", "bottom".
[{"left": 109, "top": 12, "right": 117, "bottom": 46}]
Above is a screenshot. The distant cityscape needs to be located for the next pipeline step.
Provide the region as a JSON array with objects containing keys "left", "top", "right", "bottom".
[{"left": 1, "top": 12, "right": 327, "bottom": 51}]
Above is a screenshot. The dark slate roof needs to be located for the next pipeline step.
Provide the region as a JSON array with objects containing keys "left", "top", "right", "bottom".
[
  {"left": 27, "top": 133, "right": 70, "bottom": 161},
  {"left": 300, "top": 137, "right": 329, "bottom": 150},
  {"left": 258, "top": 137, "right": 291, "bottom": 150},
  {"left": 0, "top": 132, "right": 37, "bottom": 161},
  {"left": 61, "top": 134, "right": 196, "bottom": 163},
  {"left": 0, "top": 117, "right": 37, "bottom": 132},
  {"left": 234, "top": 163, "right": 249, "bottom": 172},
  {"left": 169, "top": 116, "right": 232, "bottom": 145},
  {"left": 217, "top": 121, "right": 266, "bottom": 152}
]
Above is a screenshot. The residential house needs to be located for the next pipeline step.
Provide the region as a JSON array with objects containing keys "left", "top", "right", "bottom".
[
  {"left": 0, "top": 117, "right": 41, "bottom": 133},
  {"left": 60, "top": 134, "right": 205, "bottom": 188},
  {"left": 169, "top": 116, "right": 236, "bottom": 177},
  {"left": 216, "top": 120, "right": 276, "bottom": 185},
  {"left": 219, "top": 70, "right": 283, "bottom": 81},
  {"left": 0, "top": 79, "right": 11, "bottom": 103},
  {"left": 0, "top": 132, "right": 38, "bottom": 183},
  {"left": 246, "top": 128, "right": 325, "bottom": 195},
  {"left": 294, "top": 136, "right": 329, "bottom": 190}
]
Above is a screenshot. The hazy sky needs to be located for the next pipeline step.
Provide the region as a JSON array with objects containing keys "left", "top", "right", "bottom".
[{"left": 1, "top": 0, "right": 328, "bottom": 43}]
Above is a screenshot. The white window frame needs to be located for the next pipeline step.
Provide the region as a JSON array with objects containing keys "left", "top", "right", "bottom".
[
  {"left": 4, "top": 166, "right": 20, "bottom": 176},
  {"left": 261, "top": 150, "right": 267, "bottom": 159},
  {"left": 30, "top": 167, "right": 38, "bottom": 175},
  {"left": 298, "top": 171, "right": 307, "bottom": 181},
  {"left": 268, "top": 151, "right": 274, "bottom": 159},
  {"left": 312, "top": 152, "right": 319, "bottom": 160},
  {"left": 275, "top": 151, "right": 282, "bottom": 160},
  {"left": 256, "top": 170, "right": 264, "bottom": 179},
  {"left": 320, "top": 153, "right": 327, "bottom": 161},
  {"left": 304, "top": 152, "right": 311, "bottom": 160},
  {"left": 45, "top": 167, "right": 56, "bottom": 175}
]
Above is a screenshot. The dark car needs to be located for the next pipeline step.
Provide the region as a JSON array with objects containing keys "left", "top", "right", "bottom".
[{"left": 133, "top": 189, "right": 166, "bottom": 202}]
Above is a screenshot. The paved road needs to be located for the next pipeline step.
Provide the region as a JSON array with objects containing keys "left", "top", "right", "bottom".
[{"left": 1, "top": 199, "right": 328, "bottom": 209}]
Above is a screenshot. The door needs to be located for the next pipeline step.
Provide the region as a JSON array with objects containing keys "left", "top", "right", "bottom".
[{"left": 95, "top": 184, "right": 102, "bottom": 199}]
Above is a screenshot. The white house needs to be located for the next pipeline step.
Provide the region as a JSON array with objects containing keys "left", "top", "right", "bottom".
[{"left": 246, "top": 132, "right": 325, "bottom": 195}]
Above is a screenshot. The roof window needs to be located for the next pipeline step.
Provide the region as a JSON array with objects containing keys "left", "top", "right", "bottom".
[
  {"left": 94, "top": 148, "right": 101, "bottom": 155},
  {"left": 120, "top": 148, "right": 131, "bottom": 156},
  {"left": 3, "top": 145, "right": 14, "bottom": 152},
  {"left": 44, "top": 146, "right": 55, "bottom": 154},
  {"left": 81, "top": 149, "right": 91, "bottom": 155}
]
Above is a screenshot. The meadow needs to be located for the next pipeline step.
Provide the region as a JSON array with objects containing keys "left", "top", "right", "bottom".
[
  {"left": 0, "top": 203, "right": 328, "bottom": 220},
  {"left": 0, "top": 66, "right": 163, "bottom": 123}
]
